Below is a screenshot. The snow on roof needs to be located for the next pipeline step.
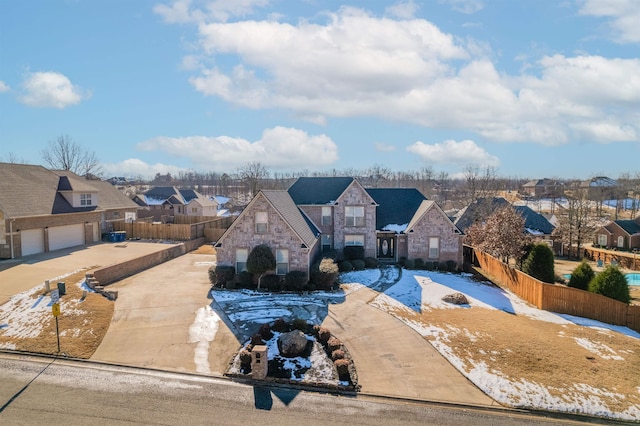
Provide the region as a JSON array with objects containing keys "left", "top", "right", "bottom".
[
  {"left": 214, "top": 195, "right": 230, "bottom": 205},
  {"left": 143, "top": 196, "right": 168, "bottom": 206},
  {"left": 382, "top": 223, "right": 409, "bottom": 233}
]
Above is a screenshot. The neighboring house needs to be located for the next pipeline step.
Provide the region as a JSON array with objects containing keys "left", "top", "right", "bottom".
[
  {"left": 214, "top": 177, "right": 464, "bottom": 278},
  {"left": 0, "top": 163, "right": 139, "bottom": 259},
  {"left": 454, "top": 197, "right": 555, "bottom": 237},
  {"left": 594, "top": 217, "right": 640, "bottom": 250},
  {"left": 521, "top": 178, "right": 563, "bottom": 198},
  {"left": 133, "top": 186, "right": 219, "bottom": 217},
  {"left": 581, "top": 176, "right": 619, "bottom": 200}
]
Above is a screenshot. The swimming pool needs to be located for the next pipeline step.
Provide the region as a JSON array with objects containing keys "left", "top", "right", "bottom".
[{"left": 563, "top": 272, "right": 640, "bottom": 286}]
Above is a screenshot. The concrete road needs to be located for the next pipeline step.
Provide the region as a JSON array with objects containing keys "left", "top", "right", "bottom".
[{"left": 0, "top": 355, "right": 587, "bottom": 426}]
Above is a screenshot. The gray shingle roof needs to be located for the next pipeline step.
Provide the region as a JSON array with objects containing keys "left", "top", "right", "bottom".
[
  {"left": 615, "top": 220, "right": 640, "bottom": 235},
  {"left": 261, "top": 190, "right": 320, "bottom": 248},
  {"left": 287, "top": 177, "right": 355, "bottom": 205},
  {"left": 0, "top": 163, "right": 137, "bottom": 218},
  {"left": 365, "top": 188, "right": 427, "bottom": 231}
]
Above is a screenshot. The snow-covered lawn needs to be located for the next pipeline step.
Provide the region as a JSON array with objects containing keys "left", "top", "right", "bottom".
[{"left": 367, "top": 270, "right": 640, "bottom": 422}]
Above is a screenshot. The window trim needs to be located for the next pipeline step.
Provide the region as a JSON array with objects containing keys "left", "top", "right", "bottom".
[
  {"left": 276, "top": 249, "right": 289, "bottom": 275},
  {"left": 597, "top": 234, "right": 607, "bottom": 246},
  {"left": 345, "top": 206, "right": 365, "bottom": 227},
  {"left": 428, "top": 237, "right": 439, "bottom": 259},
  {"left": 255, "top": 211, "right": 268, "bottom": 234},
  {"left": 345, "top": 234, "right": 365, "bottom": 246},
  {"left": 617, "top": 236, "right": 624, "bottom": 248},
  {"left": 236, "top": 248, "right": 248, "bottom": 273},
  {"left": 80, "top": 193, "right": 93, "bottom": 206},
  {"left": 321, "top": 206, "right": 332, "bottom": 226}
]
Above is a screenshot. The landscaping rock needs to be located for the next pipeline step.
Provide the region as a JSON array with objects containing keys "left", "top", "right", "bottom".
[
  {"left": 278, "top": 330, "right": 308, "bottom": 357},
  {"left": 442, "top": 292, "right": 469, "bottom": 305}
]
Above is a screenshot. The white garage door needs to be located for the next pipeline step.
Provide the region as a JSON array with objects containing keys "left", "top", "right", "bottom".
[
  {"left": 21, "top": 229, "right": 45, "bottom": 256},
  {"left": 48, "top": 224, "right": 85, "bottom": 251}
]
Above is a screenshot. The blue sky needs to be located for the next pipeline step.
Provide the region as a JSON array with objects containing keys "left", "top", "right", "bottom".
[{"left": 1, "top": 0, "right": 639, "bottom": 180}]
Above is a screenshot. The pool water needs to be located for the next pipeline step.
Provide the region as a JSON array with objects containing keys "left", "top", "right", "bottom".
[{"left": 563, "top": 272, "right": 640, "bottom": 286}]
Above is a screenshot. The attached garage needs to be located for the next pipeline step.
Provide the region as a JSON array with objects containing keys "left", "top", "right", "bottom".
[
  {"left": 21, "top": 229, "right": 45, "bottom": 256},
  {"left": 48, "top": 224, "right": 85, "bottom": 251}
]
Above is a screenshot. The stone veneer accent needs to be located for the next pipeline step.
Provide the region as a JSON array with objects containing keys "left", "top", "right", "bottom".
[
  {"left": 406, "top": 207, "right": 463, "bottom": 266},
  {"left": 216, "top": 194, "right": 318, "bottom": 275}
]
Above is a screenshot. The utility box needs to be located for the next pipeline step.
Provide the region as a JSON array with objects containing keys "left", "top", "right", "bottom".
[
  {"left": 251, "top": 345, "right": 268, "bottom": 379},
  {"left": 57, "top": 282, "right": 66, "bottom": 296}
]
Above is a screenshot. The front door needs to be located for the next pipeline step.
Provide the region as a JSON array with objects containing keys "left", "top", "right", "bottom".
[{"left": 377, "top": 236, "right": 395, "bottom": 259}]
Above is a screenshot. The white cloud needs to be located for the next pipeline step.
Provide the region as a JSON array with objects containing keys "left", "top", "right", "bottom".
[
  {"left": 154, "top": 0, "right": 269, "bottom": 23},
  {"left": 0, "top": 81, "right": 9, "bottom": 93},
  {"left": 136, "top": 126, "right": 338, "bottom": 172},
  {"left": 171, "top": 6, "right": 640, "bottom": 146},
  {"left": 375, "top": 142, "right": 396, "bottom": 152},
  {"left": 438, "top": 0, "right": 484, "bottom": 14},
  {"left": 385, "top": 1, "right": 420, "bottom": 19},
  {"left": 406, "top": 139, "right": 499, "bottom": 167},
  {"left": 579, "top": 0, "right": 640, "bottom": 43},
  {"left": 100, "top": 158, "right": 186, "bottom": 180},
  {"left": 19, "top": 71, "right": 89, "bottom": 109}
]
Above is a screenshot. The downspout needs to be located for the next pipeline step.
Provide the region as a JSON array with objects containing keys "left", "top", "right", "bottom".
[{"left": 9, "top": 218, "right": 15, "bottom": 259}]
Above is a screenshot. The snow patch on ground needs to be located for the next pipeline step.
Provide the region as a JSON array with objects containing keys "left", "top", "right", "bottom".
[{"left": 188, "top": 306, "right": 220, "bottom": 374}]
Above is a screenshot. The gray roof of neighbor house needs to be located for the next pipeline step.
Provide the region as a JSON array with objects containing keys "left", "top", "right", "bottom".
[
  {"left": 0, "top": 163, "right": 138, "bottom": 218},
  {"left": 365, "top": 188, "right": 428, "bottom": 232},
  {"left": 138, "top": 186, "right": 216, "bottom": 207},
  {"left": 287, "top": 177, "right": 356, "bottom": 205},
  {"left": 514, "top": 205, "right": 555, "bottom": 235},
  {"left": 613, "top": 220, "right": 640, "bottom": 235},
  {"left": 454, "top": 197, "right": 554, "bottom": 235}
]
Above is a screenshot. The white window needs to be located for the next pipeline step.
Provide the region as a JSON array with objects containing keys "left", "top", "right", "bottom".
[
  {"left": 236, "top": 249, "right": 248, "bottom": 273},
  {"left": 345, "top": 235, "right": 365, "bottom": 246},
  {"left": 618, "top": 236, "right": 624, "bottom": 248},
  {"left": 429, "top": 237, "right": 439, "bottom": 258},
  {"left": 276, "top": 249, "right": 289, "bottom": 275},
  {"left": 598, "top": 234, "right": 607, "bottom": 246},
  {"left": 345, "top": 206, "right": 364, "bottom": 227},
  {"left": 321, "top": 207, "right": 332, "bottom": 226},
  {"left": 81, "top": 193, "right": 92, "bottom": 206},
  {"left": 255, "top": 212, "right": 268, "bottom": 233}
]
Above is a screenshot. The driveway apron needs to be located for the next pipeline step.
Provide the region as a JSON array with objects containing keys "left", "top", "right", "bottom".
[{"left": 323, "top": 267, "right": 497, "bottom": 407}]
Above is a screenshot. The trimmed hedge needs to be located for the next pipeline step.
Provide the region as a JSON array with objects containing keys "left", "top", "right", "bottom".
[
  {"left": 311, "top": 258, "right": 339, "bottom": 290},
  {"left": 364, "top": 257, "right": 379, "bottom": 268},
  {"left": 239, "top": 271, "right": 254, "bottom": 289},
  {"left": 262, "top": 274, "right": 281, "bottom": 292},
  {"left": 284, "top": 270, "right": 308, "bottom": 291},
  {"left": 343, "top": 246, "right": 365, "bottom": 261},
  {"left": 351, "top": 259, "right": 365, "bottom": 271},
  {"left": 339, "top": 260, "right": 354, "bottom": 272},
  {"left": 211, "top": 265, "right": 235, "bottom": 287},
  {"left": 404, "top": 259, "right": 415, "bottom": 269}
]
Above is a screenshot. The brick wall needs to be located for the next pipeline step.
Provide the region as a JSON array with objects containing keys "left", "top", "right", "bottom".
[
  {"left": 333, "top": 184, "right": 377, "bottom": 258},
  {"left": 216, "top": 195, "right": 316, "bottom": 274},
  {"left": 407, "top": 207, "right": 463, "bottom": 267}
]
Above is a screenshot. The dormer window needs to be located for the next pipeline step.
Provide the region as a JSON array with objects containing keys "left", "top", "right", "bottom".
[{"left": 80, "top": 193, "right": 93, "bottom": 206}]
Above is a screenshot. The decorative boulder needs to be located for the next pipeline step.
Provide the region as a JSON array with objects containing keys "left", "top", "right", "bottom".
[
  {"left": 278, "top": 330, "right": 308, "bottom": 358},
  {"left": 442, "top": 292, "right": 469, "bottom": 305}
]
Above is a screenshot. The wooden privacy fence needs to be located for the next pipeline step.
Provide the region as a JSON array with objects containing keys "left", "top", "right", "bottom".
[
  {"left": 472, "top": 248, "right": 640, "bottom": 333},
  {"left": 584, "top": 245, "right": 640, "bottom": 271},
  {"left": 113, "top": 215, "right": 234, "bottom": 241}
]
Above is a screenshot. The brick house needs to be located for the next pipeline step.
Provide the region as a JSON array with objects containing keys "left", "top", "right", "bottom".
[
  {"left": 214, "top": 177, "right": 464, "bottom": 277},
  {"left": 0, "top": 163, "right": 139, "bottom": 259},
  {"left": 594, "top": 217, "right": 640, "bottom": 250},
  {"left": 521, "top": 178, "right": 564, "bottom": 198}
]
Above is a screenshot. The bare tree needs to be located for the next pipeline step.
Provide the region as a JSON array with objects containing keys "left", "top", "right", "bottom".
[
  {"left": 463, "top": 164, "right": 499, "bottom": 205},
  {"left": 466, "top": 205, "right": 530, "bottom": 264},
  {"left": 41, "top": 135, "right": 101, "bottom": 176},
  {"left": 553, "top": 183, "right": 598, "bottom": 260},
  {"left": 238, "top": 161, "right": 270, "bottom": 198}
]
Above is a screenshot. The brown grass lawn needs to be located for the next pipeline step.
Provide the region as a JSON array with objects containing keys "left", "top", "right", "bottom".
[
  {"left": 387, "top": 303, "right": 640, "bottom": 414},
  {"left": 0, "top": 268, "right": 114, "bottom": 358}
]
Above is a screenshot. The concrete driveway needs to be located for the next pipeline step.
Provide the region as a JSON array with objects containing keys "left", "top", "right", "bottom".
[{"left": 0, "top": 242, "right": 180, "bottom": 305}]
